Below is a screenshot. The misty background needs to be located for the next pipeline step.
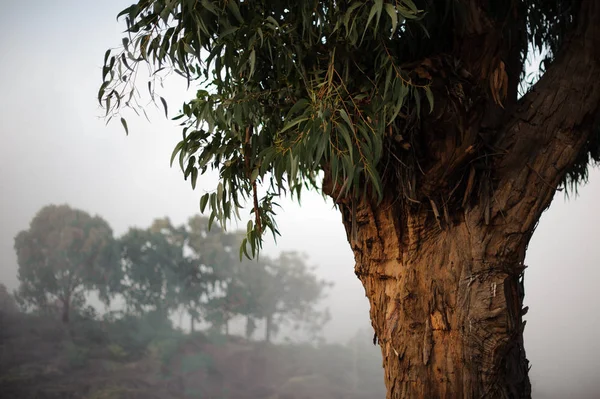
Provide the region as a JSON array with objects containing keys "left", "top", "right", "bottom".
[{"left": 1, "top": 1, "right": 599, "bottom": 397}]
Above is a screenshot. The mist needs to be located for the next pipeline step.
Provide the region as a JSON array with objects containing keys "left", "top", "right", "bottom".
[{"left": 1, "top": 1, "right": 599, "bottom": 398}]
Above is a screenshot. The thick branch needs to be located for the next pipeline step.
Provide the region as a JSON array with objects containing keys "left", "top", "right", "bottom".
[{"left": 491, "top": 0, "right": 600, "bottom": 239}]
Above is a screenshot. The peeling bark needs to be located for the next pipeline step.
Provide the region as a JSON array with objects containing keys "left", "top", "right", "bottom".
[{"left": 340, "top": 200, "right": 530, "bottom": 398}]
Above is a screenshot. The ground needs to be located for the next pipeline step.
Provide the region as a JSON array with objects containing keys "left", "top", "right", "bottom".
[{"left": 0, "top": 310, "right": 385, "bottom": 399}]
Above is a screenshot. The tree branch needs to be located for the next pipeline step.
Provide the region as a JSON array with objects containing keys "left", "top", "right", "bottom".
[{"left": 490, "top": 0, "right": 600, "bottom": 234}]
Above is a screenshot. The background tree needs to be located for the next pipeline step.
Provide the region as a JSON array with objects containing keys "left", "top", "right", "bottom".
[
  {"left": 118, "top": 224, "right": 183, "bottom": 318},
  {"left": 183, "top": 215, "right": 238, "bottom": 332},
  {"left": 14, "top": 204, "right": 118, "bottom": 322},
  {"left": 100, "top": 1, "right": 600, "bottom": 396},
  {"left": 255, "top": 252, "right": 331, "bottom": 343}
]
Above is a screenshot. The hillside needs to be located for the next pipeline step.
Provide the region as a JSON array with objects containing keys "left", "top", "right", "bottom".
[{"left": 0, "top": 311, "right": 385, "bottom": 399}]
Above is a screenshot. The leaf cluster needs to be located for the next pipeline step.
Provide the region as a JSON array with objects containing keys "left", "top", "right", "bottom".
[
  {"left": 100, "top": 0, "right": 587, "bottom": 250},
  {"left": 101, "top": 0, "right": 439, "bottom": 254}
]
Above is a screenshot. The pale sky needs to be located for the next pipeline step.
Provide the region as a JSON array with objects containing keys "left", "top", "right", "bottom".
[{"left": 1, "top": 1, "right": 599, "bottom": 397}]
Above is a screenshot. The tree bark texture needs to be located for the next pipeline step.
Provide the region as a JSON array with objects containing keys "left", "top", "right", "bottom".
[
  {"left": 331, "top": 1, "right": 600, "bottom": 397},
  {"left": 341, "top": 202, "right": 530, "bottom": 398}
]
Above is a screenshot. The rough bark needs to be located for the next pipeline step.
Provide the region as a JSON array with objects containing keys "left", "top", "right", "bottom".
[
  {"left": 330, "top": 1, "right": 600, "bottom": 398},
  {"left": 340, "top": 200, "right": 530, "bottom": 398}
]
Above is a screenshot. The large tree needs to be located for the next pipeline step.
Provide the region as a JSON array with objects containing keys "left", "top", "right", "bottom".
[
  {"left": 100, "top": 1, "right": 600, "bottom": 397},
  {"left": 14, "top": 205, "right": 119, "bottom": 322}
]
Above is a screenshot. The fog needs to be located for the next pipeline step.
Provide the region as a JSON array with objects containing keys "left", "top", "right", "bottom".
[{"left": 1, "top": 1, "right": 599, "bottom": 398}]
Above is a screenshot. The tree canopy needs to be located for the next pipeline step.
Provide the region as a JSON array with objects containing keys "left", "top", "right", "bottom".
[
  {"left": 99, "top": 0, "right": 595, "bottom": 254},
  {"left": 14, "top": 205, "right": 119, "bottom": 322},
  {"left": 118, "top": 226, "right": 184, "bottom": 314}
]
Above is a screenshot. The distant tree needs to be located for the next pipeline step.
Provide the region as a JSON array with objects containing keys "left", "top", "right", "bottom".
[
  {"left": 14, "top": 205, "right": 119, "bottom": 322},
  {"left": 118, "top": 225, "right": 183, "bottom": 317},
  {"left": 243, "top": 252, "right": 332, "bottom": 343},
  {"left": 181, "top": 215, "right": 236, "bottom": 332},
  {"left": 0, "top": 283, "right": 18, "bottom": 314}
]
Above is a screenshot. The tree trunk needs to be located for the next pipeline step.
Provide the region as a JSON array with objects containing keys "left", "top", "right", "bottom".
[
  {"left": 342, "top": 201, "right": 530, "bottom": 398},
  {"left": 190, "top": 315, "right": 195, "bottom": 333},
  {"left": 245, "top": 316, "right": 256, "bottom": 339},
  {"left": 61, "top": 296, "right": 70, "bottom": 323},
  {"left": 265, "top": 314, "right": 273, "bottom": 343},
  {"left": 329, "top": 3, "right": 600, "bottom": 397}
]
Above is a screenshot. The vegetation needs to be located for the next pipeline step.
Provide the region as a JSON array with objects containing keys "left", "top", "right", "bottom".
[
  {"left": 13, "top": 205, "right": 331, "bottom": 342},
  {"left": 0, "top": 310, "right": 384, "bottom": 399},
  {"left": 99, "top": 0, "right": 600, "bottom": 397}
]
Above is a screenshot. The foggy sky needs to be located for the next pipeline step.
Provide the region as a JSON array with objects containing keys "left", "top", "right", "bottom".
[{"left": 1, "top": 1, "right": 599, "bottom": 397}]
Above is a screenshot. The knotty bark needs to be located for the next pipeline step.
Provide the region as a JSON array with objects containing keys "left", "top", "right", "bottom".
[
  {"left": 328, "top": 1, "right": 600, "bottom": 398},
  {"left": 340, "top": 200, "right": 529, "bottom": 398}
]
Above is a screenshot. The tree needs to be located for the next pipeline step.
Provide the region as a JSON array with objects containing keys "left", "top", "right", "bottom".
[
  {"left": 14, "top": 205, "right": 118, "bottom": 322},
  {"left": 147, "top": 217, "right": 209, "bottom": 330},
  {"left": 100, "top": 1, "right": 600, "bottom": 397},
  {"left": 255, "top": 252, "right": 331, "bottom": 343},
  {"left": 184, "top": 215, "right": 239, "bottom": 332},
  {"left": 118, "top": 224, "right": 183, "bottom": 316}
]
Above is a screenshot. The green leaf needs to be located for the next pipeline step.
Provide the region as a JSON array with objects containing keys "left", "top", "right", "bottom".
[
  {"left": 120, "top": 117, "right": 129, "bottom": 135},
  {"left": 383, "top": 65, "right": 393, "bottom": 99},
  {"left": 362, "top": 0, "right": 383, "bottom": 42},
  {"left": 287, "top": 98, "right": 310, "bottom": 118},
  {"left": 265, "top": 16, "right": 280, "bottom": 29},
  {"left": 338, "top": 108, "right": 355, "bottom": 133},
  {"left": 389, "top": 81, "right": 409, "bottom": 124},
  {"left": 201, "top": 0, "right": 219, "bottom": 16},
  {"left": 170, "top": 141, "right": 184, "bottom": 167},
  {"left": 239, "top": 237, "right": 249, "bottom": 261},
  {"left": 226, "top": 1, "right": 244, "bottom": 24},
  {"left": 208, "top": 211, "right": 217, "bottom": 231},
  {"left": 343, "top": 2, "right": 363, "bottom": 35},
  {"left": 337, "top": 123, "right": 354, "bottom": 163},
  {"left": 424, "top": 86, "right": 434, "bottom": 114},
  {"left": 281, "top": 116, "right": 310, "bottom": 133},
  {"left": 103, "top": 49, "right": 111, "bottom": 66},
  {"left": 191, "top": 167, "right": 198, "bottom": 189},
  {"left": 384, "top": 4, "right": 398, "bottom": 35},
  {"left": 160, "top": 97, "right": 168, "bottom": 118},
  {"left": 98, "top": 81, "right": 109, "bottom": 105},
  {"left": 200, "top": 193, "right": 210, "bottom": 213},
  {"left": 217, "top": 182, "right": 224, "bottom": 202},
  {"left": 403, "top": 0, "right": 419, "bottom": 13},
  {"left": 249, "top": 49, "right": 256, "bottom": 78}
]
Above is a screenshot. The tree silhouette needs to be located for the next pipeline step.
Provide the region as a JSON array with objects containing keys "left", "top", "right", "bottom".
[{"left": 14, "top": 205, "right": 118, "bottom": 322}]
